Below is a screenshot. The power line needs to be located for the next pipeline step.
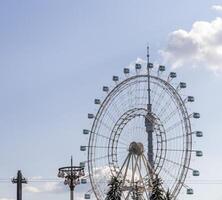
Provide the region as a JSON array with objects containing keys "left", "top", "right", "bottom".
[{"left": 1, "top": 178, "right": 222, "bottom": 184}]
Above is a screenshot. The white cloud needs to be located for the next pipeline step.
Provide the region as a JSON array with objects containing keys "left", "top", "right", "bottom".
[
  {"left": 24, "top": 185, "right": 41, "bottom": 193},
  {"left": 22, "top": 175, "right": 67, "bottom": 194},
  {"left": 23, "top": 165, "right": 142, "bottom": 199},
  {"left": 127, "top": 57, "right": 147, "bottom": 70},
  {"left": 0, "top": 198, "right": 15, "bottom": 200},
  {"left": 43, "top": 182, "right": 65, "bottom": 193},
  {"left": 28, "top": 176, "right": 43, "bottom": 180},
  {"left": 22, "top": 176, "right": 91, "bottom": 199},
  {"left": 212, "top": 5, "right": 222, "bottom": 12},
  {"left": 24, "top": 182, "right": 66, "bottom": 194},
  {"left": 161, "top": 17, "right": 222, "bottom": 73},
  {"left": 126, "top": 57, "right": 161, "bottom": 75}
]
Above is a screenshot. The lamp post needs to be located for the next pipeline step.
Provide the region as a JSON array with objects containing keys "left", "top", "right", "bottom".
[{"left": 58, "top": 157, "right": 85, "bottom": 200}]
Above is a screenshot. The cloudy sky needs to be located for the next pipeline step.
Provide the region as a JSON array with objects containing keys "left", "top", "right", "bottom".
[{"left": 1, "top": 0, "right": 222, "bottom": 200}]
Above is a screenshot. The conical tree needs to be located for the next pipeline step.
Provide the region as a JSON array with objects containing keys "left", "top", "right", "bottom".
[
  {"left": 105, "top": 176, "right": 122, "bottom": 200},
  {"left": 150, "top": 175, "right": 165, "bottom": 200},
  {"left": 165, "top": 189, "right": 171, "bottom": 200}
]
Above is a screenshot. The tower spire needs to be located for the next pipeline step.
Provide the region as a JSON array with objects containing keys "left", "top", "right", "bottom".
[
  {"left": 71, "top": 155, "right": 73, "bottom": 176},
  {"left": 147, "top": 46, "right": 152, "bottom": 113}
]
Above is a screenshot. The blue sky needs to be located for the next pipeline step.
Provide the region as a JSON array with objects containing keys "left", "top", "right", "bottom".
[{"left": 1, "top": 0, "right": 222, "bottom": 200}]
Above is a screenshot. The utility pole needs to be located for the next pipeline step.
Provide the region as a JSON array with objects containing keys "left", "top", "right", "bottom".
[{"left": 12, "top": 170, "right": 27, "bottom": 200}]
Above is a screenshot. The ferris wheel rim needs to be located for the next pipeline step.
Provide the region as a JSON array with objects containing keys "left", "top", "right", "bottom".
[{"left": 87, "top": 74, "right": 192, "bottom": 200}]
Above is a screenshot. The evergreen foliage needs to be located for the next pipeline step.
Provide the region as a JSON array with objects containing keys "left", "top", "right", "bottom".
[
  {"left": 105, "top": 176, "right": 122, "bottom": 200},
  {"left": 165, "top": 189, "right": 171, "bottom": 200},
  {"left": 150, "top": 175, "right": 165, "bottom": 200}
]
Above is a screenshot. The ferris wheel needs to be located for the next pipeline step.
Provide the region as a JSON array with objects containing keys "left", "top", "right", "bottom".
[{"left": 80, "top": 48, "right": 202, "bottom": 200}]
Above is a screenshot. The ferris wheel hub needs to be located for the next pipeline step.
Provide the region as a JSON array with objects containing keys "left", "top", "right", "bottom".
[{"left": 129, "top": 142, "right": 144, "bottom": 155}]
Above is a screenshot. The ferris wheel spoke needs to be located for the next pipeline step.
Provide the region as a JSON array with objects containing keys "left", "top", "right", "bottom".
[
  {"left": 156, "top": 96, "right": 174, "bottom": 118},
  {"left": 90, "top": 131, "right": 129, "bottom": 147},
  {"left": 115, "top": 92, "right": 136, "bottom": 116},
  {"left": 157, "top": 105, "right": 174, "bottom": 121},
  {"left": 155, "top": 155, "right": 192, "bottom": 170},
  {"left": 104, "top": 109, "right": 119, "bottom": 125},
  {"left": 152, "top": 86, "right": 167, "bottom": 113},
  {"left": 101, "top": 101, "right": 126, "bottom": 126},
  {"left": 161, "top": 107, "right": 181, "bottom": 124},
  {"left": 162, "top": 149, "right": 194, "bottom": 152},
  {"left": 88, "top": 145, "right": 127, "bottom": 150},
  {"left": 161, "top": 167, "right": 179, "bottom": 188},
  {"left": 161, "top": 166, "right": 190, "bottom": 190},
  {"left": 128, "top": 79, "right": 135, "bottom": 110},
  {"left": 114, "top": 133, "right": 136, "bottom": 148},
  {"left": 151, "top": 82, "right": 159, "bottom": 110},
  {"left": 142, "top": 91, "right": 147, "bottom": 106},
  {"left": 98, "top": 120, "right": 113, "bottom": 132},
  {"left": 165, "top": 134, "right": 187, "bottom": 142},
  {"left": 126, "top": 82, "right": 131, "bottom": 110},
  {"left": 116, "top": 149, "right": 130, "bottom": 158},
  {"left": 98, "top": 120, "right": 136, "bottom": 146},
  {"left": 133, "top": 77, "right": 141, "bottom": 108},
  {"left": 135, "top": 76, "right": 142, "bottom": 107},
  {"left": 138, "top": 78, "right": 142, "bottom": 106},
  {"left": 131, "top": 79, "right": 137, "bottom": 108},
  {"left": 165, "top": 119, "right": 184, "bottom": 133},
  {"left": 84, "top": 154, "right": 110, "bottom": 163},
  {"left": 111, "top": 150, "right": 129, "bottom": 164},
  {"left": 110, "top": 98, "right": 124, "bottom": 117}
]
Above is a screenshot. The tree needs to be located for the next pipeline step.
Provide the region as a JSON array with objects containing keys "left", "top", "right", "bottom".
[
  {"left": 165, "top": 189, "right": 171, "bottom": 200},
  {"left": 150, "top": 175, "right": 165, "bottom": 200},
  {"left": 105, "top": 176, "right": 122, "bottom": 200}
]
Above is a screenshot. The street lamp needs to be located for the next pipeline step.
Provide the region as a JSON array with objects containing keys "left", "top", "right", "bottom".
[{"left": 58, "top": 157, "right": 85, "bottom": 200}]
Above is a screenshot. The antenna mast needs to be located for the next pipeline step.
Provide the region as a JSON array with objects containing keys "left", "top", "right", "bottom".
[{"left": 147, "top": 46, "right": 152, "bottom": 113}]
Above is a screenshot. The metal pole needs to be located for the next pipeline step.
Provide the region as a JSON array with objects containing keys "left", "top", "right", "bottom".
[
  {"left": 18, "top": 171, "right": 22, "bottom": 200},
  {"left": 70, "top": 156, "right": 74, "bottom": 200},
  {"left": 12, "top": 170, "right": 27, "bottom": 200},
  {"left": 70, "top": 188, "right": 74, "bottom": 200}
]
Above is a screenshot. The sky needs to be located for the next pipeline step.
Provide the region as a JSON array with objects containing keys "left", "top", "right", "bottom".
[{"left": 0, "top": 0, "right": 222, "bottom": 200}]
